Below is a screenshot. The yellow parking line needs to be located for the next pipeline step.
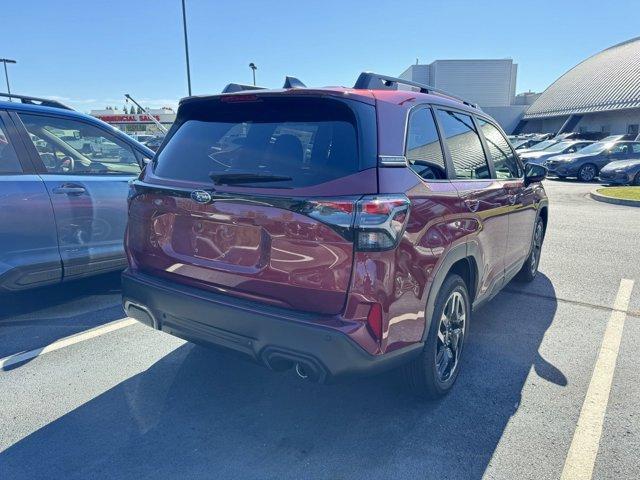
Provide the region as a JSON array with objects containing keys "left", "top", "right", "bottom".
[
  {"left": 0, "top": 318, "right": 137, "bottom": 370},
  {"left": 560, "top": 278, "right": 635, "bottom": 480}
]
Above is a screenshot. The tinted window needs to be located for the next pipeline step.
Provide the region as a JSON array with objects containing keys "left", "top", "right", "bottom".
[
  {"left": 631, "top": 143, "right": 640, "bottom": 154},
  {"left": 406, "top": 107, "right": 446, "bottom": 180},
  {"left": 436, "top": 110, "right": 490, "bottom": 179},
  {"left": 610, "top": 143, "right": 631, "bottom": 155},
  {"left": 478, "top": 119, "right": 522, "bottom": 179},
  {"left": 0, "top": 118, "right": 21, "bottom": 174},
  {"left": 155, "top": 97, "right": 370, "bottom": 188},
  {"left": 19, "top": 114, "right": 140, "bottom": 175}
]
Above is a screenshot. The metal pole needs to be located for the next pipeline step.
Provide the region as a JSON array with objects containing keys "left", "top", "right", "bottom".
[
  {"left": 181, "top": 0, "right": 192, "bottom": 96},
  {"left": 249, "top": 63, "right": 257, "bottom": 86},
  {"left": 0, "top": 59, "right": 16, "bottom": 101},
  {"left": 125, "top": 94, "right": 168, "bottom": 134},
  {"left": 252, "top": 69, "right": 256, "bottom": 86}
]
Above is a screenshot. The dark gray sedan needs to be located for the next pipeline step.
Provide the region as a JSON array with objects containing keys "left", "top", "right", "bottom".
[
  {"left": 599, "top": 159, "right": 640, "bottom": 185},
  {"left": 544, "top": 140, "right": 640, "bottom": 181}
]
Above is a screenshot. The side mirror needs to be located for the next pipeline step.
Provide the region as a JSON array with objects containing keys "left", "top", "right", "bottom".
[{"left": 524, "top": 163, "right": 547, "bottom": 186}]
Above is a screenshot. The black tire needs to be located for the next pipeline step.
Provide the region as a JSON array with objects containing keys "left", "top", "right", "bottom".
[
  {"left": 578, "top": 163, "right": 598, "bottom": 182},
  {"left": 515, "top": 216, "right": 545, "bottom": 283},
  {"left": 633, "top": 172, "right": 640, "bottom": 186},
  {"left": 402, "top": 274, "right": 470, "bottom": 399}
]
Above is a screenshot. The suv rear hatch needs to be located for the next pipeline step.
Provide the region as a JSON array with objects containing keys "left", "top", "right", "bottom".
[{"left": 127, "top": 93, "right": 382, "bottom": 315}]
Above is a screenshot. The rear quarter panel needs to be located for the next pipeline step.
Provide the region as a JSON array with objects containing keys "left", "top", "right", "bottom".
[{"left": 345, "top": 168, "right": 471, "bottom": 354}]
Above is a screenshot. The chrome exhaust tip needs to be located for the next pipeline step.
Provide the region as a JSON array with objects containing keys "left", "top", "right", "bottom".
[{"left": 295, "top": 362, "right": 309, "bottom": 380}]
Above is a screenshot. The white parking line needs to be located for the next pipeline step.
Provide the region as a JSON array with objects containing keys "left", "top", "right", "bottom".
[
  {"left": 560, "top": 278, "right": 635, "bottom": 480},
  {"left": 0, "top": 317, "right": 137, "bottom": 370}
]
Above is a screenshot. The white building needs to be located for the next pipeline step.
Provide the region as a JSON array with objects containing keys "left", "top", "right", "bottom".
[
  {"left": 519, "top": 37, "right": 640, "bottom": 136},
  {"left": 90, "top": 107, "right": 176, "bottom": 135},
  {"left": 399, "top": 59, "right": 528, "bottom": 133}
]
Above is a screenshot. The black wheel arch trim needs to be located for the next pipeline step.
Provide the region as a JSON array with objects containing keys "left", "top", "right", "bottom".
[{"left": 422, "top": 242, "right": 481, "bottom": 342}]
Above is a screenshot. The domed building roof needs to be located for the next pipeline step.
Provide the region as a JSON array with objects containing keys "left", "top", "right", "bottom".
[{"left": 524, "top": 37, "right": 640, "bottom": 119}]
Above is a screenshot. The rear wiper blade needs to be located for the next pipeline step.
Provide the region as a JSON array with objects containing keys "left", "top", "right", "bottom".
[{"left": 209, "top": 172, "right": 293, "bottom": 185}]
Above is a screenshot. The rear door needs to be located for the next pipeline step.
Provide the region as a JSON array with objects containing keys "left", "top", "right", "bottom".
[
  {"left": 127, "top": 95, "right": 378, "bottom": 314},
  {"left": 477, "top": 118, "right": 535, "bottom": 278},
  {"left": 0, "top": 111, "right": 61, "bottom": 290},
  {"left": 434, "top": 108, "right": 509, "bottom": 300},
  {"left": 16, "top": 112, "right": 141, "bottom": 280}
]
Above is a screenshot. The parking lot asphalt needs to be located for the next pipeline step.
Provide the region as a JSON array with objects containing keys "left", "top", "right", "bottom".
[{"left": 1, "top": 179, "right": 638, "bottom": 480}]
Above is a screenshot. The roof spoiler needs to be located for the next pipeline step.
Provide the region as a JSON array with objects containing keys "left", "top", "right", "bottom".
[
  {"left": 221, "top": 76, "right": 307, "bottom": 94},
  {"left": 221, "top": 83, "right": 267, "bottom": 94},
  {"left": 353, "top": 72, "right": 478, "bottom": 109},
  {"left": 283, "top": 76, "right": 306, "bottom": 88},
  {"left": 0, "top": 93, "right": 74, "bottom": 110}
]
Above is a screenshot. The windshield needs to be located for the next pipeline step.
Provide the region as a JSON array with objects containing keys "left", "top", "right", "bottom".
[
  {"left": 544, "top": 142, "right": 579, "bottom": 153},
  {"left": 576, "top": 141, "right": 611, "bottom": 154},
  {"left": 154, "top": 97, "right": 374, "bottom": 188},
  {"left": 529, "top": 140, "right": 559, "bottom": 151}
]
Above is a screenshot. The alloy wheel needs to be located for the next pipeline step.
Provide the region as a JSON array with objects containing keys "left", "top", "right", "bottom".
[
  {"left": 579, "top": 165, "right": 596, "bottom": 182},
  {"left": 435, "top": 291, "right": 466, "bottom": 382}
]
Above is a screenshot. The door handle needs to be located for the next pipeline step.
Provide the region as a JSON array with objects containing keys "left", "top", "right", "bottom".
[
  {"left": 53, "top": 184, "right": 86, "bottom": 195},
  {"left": 464, "top": 199, "right": 480, "bottom": 212}
]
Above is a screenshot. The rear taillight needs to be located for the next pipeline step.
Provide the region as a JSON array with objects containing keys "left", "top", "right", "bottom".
[
  {"left": 303, "top": 194, "right": 410, "bottom": 251},
  {"left": 355, "top": 195, "right": 410, "bottom": 251}
]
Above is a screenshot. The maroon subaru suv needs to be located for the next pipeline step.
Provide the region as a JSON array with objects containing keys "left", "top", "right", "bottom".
[{"left": 122, "top": 73, "right": 548, "bottom": 398}]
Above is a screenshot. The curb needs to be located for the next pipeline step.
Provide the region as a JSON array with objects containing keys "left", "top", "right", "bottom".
[{"left": 590, "top": 190, "right": 640, "bottom": 207}]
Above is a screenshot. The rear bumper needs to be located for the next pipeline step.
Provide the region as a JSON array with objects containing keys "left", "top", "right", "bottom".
[{"left": 121, "top": 270, "right": 421, "bottom": 382}]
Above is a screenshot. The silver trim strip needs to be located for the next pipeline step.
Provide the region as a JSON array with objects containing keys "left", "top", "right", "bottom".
[{"left": 378, "top": 155, "right": 408, "bottom": 167}]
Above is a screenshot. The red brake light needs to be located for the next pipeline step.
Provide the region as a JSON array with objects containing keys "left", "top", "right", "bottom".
[
  {"left": 313, "top": 200, "right": 355, "bottom": 214},
  {"left": 220, "top": 94, "right": 260, "bottom": 103},
  {"left": 367, "top": 302, "right": 383, "bottom": 342},
  {"left": 361, "top": 199, "right": 406, "bottom": 215}
]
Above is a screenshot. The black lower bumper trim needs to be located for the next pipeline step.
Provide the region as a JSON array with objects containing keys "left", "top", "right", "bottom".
[{"left": 122, "top": 270, "right": 422, "bottom": 382}]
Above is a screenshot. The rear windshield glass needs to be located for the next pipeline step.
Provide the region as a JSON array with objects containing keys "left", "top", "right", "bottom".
[{"left": 153, "top": 97, "right": 372, "bottom": 188}]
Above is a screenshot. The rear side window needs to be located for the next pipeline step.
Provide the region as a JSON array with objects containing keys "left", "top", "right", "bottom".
[
  {"left": 0, "top": 118, "right": 22, "bottom": 174},
  {"left": 18, "top": 114, "right": 140, "bottom": 175},
  {"left": 436, "top": 109, "right": 490, "bottom": 180},
  {"left": 477, "top": 119, "right": 522, "bottom": 179},
  {"left": 406, "top": 107, "right": 446, "bottom": 180},
  {"left": 154, "top": 97, "right": 375, "bottom": 188}
]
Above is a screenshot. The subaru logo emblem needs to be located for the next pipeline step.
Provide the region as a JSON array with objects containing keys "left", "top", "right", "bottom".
[{"left": 191, "top": 190, "right": 212, "bottom": 204}]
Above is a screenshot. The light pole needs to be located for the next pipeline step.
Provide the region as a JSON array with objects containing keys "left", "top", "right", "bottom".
[
  {"left": 0, "top": 59, "right": 16, "bottom": 101},
  {"left": 181, "top": 0, "right": 192, "bottom": 96},
  {"left": 249, "top": 63, "right": 257, "bottom": 86}
]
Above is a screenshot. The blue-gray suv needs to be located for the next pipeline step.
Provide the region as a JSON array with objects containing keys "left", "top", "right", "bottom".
[{"left": 0, "top": 94, "right": 153, "bottom": 291}]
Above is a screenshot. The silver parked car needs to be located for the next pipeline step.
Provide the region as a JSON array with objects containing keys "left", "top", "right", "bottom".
[
  {"left": 599, "top": 158, "right": 640, "bottom": 185},
  {"left": 519, "top": 140, "right": 593, "bottom": 166}
]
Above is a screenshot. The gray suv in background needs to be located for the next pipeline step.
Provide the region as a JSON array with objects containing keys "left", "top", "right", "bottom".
[
  {"left": 0, "top": 95, "right": 153, "bottom": 292},
  {"left": 544, "top": 140, "right": 640, "bottom": 181}
]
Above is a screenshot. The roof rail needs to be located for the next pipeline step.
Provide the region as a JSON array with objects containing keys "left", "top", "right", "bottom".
[
  {"left": 353, "top": 72, "right": 478, "bottom": 109},
  {"left": 283, "top": 76, "right": 306, "bottom": 88},
  {"left": 0, "top": 93, "right": 74, "bottom": 110},
  {"left": 221, "top": 83, "right": 267, "bottom": 94}
]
